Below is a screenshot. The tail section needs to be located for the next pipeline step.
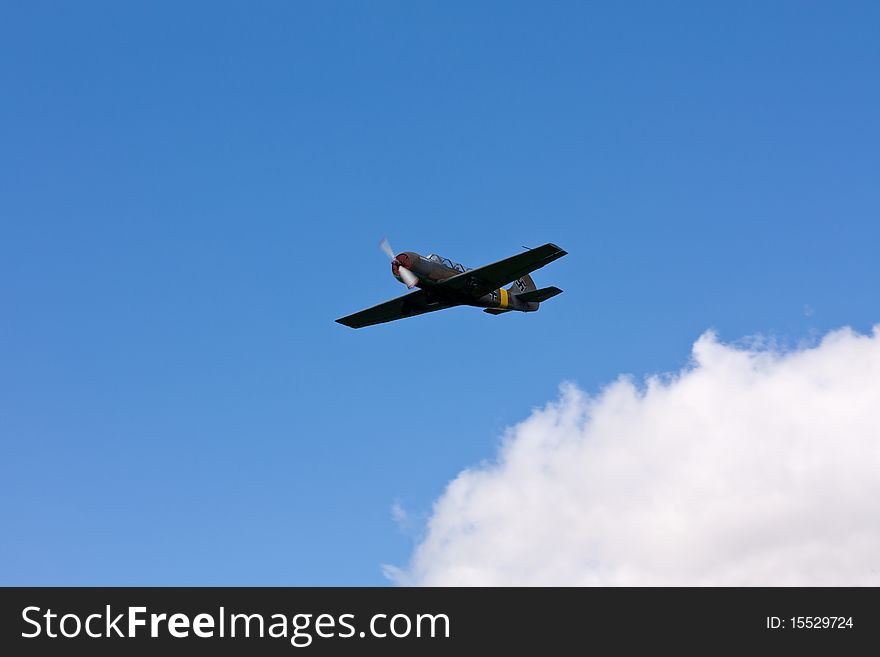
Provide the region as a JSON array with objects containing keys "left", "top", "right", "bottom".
[{"left": 483, "top": 274, "right": 563, "bottom": 316}]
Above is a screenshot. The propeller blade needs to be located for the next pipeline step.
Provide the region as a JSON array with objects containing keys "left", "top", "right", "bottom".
[
  {"left": 399, "top": 266, "right": 418, "bottom": 288},
  {"left": 379, "top": 237, "right": 395, "bottom": 260}
]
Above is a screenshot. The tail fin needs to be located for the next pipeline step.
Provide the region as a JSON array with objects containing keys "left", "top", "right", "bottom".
[{"left": 507, "top": 273, "right": 536, "bottom": 295}]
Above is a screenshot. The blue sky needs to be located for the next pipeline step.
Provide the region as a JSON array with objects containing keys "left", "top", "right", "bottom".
[{"left": 1, "top": 1, "right": 878, "bottom": 585}]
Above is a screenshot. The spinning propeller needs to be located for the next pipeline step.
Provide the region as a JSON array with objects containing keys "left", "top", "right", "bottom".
[{"left": 379, "top": 238, "right": 418, "bottom": 288}]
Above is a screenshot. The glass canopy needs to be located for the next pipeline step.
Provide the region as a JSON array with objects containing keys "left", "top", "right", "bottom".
[{"left": 425, "top": 253, "right": 471, "bottom": 273}]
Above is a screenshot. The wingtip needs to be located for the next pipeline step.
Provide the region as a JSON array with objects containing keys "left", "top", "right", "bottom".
[{"left": 543, "top": 242, "right": 568, "bottom": 256}]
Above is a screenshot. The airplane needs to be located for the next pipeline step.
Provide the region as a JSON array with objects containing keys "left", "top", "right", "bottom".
[{"left": 335, "top": 239, "right": 568, "bottom": 329}]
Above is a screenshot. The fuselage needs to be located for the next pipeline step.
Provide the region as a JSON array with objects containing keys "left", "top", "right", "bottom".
[{"left": 392, "top": 251, "right": 537, "bottom": 312}]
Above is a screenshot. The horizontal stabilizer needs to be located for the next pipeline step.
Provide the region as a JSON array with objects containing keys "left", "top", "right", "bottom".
[
  {"left": 484, "top": 308, "right": 512, "bottom": 315},
  {"left": 516, "top": 286, "right": 563, "bottom": 303}
]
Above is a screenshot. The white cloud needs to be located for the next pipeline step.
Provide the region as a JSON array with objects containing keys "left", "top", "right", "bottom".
[
  {"left": 390, "top": 501, "right": 410, "bottom": 530},
  {"left": 389, "top": 326, "right": 880, "bottom": 586}
]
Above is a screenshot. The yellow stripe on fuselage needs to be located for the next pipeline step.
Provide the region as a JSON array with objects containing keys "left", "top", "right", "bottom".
[{"left": 499, "top": 287, "right": 509, "bottom": 309}]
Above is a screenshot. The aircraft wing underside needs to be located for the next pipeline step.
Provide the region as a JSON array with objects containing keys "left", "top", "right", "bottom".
[
  {"left": 335, "top": 289, "right": 460, "bottom": 329},
  {"left": 437, "top": 242, "right": 567, "bottom": 299}
]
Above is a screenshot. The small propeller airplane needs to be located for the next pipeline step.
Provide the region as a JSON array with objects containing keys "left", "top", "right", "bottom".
[{"left": 335, "top": 239, "right": 568, "bottom": 328}]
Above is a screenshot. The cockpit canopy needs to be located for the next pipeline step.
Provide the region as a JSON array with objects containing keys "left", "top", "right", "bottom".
[{"left": 424, "top": 253, "right": 471, "bottom": 273}]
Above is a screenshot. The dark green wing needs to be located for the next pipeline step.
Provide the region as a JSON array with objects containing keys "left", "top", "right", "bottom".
[
  {"left": 437, "top": 243, "right": 567, "bottom": 299},
  {"left": 336, "top": 289, "right": 460, "bottom": 329}
]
